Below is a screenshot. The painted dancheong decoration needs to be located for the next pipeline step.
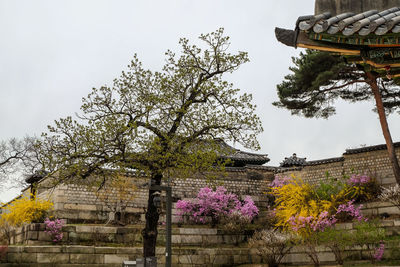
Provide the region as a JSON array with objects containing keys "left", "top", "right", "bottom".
[{"left": 276, "top": 1, "right": 400, "bottom": 73}]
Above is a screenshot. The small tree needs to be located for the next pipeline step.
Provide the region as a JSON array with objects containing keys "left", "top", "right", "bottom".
[
  {"left": 94, "top": 175, "right": 137, "bottom": 224},
  {"left": 36, "top": 28, "right": 262, "bottom": 258},
  {"left": 379, "top": 184, "right": 400, "bottom": 210},
  {"left": 316, "top": 227, "right": 353, "bottom": 265},
  {"left": 353, "top": 220, "right": 386, "bottom": 263},
  {"left": 248, "top": 229, "right": 295, "bottom": 267},
  {"left": 275, "top": 50, "right": 400, "bottom": 183}
]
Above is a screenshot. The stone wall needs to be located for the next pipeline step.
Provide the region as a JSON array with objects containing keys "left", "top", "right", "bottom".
[
  {"left": 0, "top": 245, "right": 260, "bottom": 267},
  {"left": 9, "top": 224, "right": 253, "bottom": 247},
  {"left": 33, "top": 167, "right": 273, "bottom": 223},
  {"left": 4, "top": 218, "right": 400, "bottom": 266},
  {"left": 3, "top": 243, "right": 400, "bottom": 267},
  {"left": 11, "top": 143, "right": 400, "bottom": 223},
  {"left": 278, "top": 144, "right": 400, "bottom": 186}
]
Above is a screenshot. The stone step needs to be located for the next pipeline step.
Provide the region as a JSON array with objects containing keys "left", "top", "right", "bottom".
[
  {"left": 3, "top": 242, "right": 400, "bottom": 266},
  {"left": 2, "top": 245, "right": 258, "bottom": 266},
  {"left": 10, "top": 223, "right": 255, "bottom": 247}
]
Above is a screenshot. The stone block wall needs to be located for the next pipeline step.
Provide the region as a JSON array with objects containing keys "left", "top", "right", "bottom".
[
  {"left": 11, "top": 143, "right": 400, "bottom": 223},
  {"left": 9, "top": 223, "right": 254, "bottom": 248},
  {"left": 342, "top": 149, "right": 400, "bottom": 186},
  {"left": 4, "top": 219, "right": 400, "bottom": 266},
  {"left": 32, "top": 167, "right": 273, "bottom": 223},
  {"left": 1, "top": 245, "right": 262, "bottom": 267},
  {"left": 278, "top": 145, "right": 400, "bottom": 186}
]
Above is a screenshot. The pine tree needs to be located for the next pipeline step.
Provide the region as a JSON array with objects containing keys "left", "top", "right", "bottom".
[{"left": 275, "top": 49, "right": 400, "bottom": 183}]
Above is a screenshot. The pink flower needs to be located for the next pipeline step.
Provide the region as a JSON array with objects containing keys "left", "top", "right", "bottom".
[
  {"left": 348, "top": 174, "right": 371, "bottom": 186},
  {"left": 374, "top": 242, "right": 385, "bottom": 261},
  {"left": 287, "top": 211, "right": 337, "bottom": 233},
  {"left": 44, "top": 218, "right": 64, "bottom": 243},
  {"left": 336, "top": 200, "right": 364, "bottom": 222},
  {"left": 270, "top": 176, "right": 292, "bottom": 188},
  {"left": 175, "top": 186, "right": 258, "bottom": 224}
]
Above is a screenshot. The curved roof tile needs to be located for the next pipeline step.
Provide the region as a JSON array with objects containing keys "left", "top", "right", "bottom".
[
  {"left": 344, "top": 142, "right": 400, "bottom": 154},
  {"left": 280, "top": 153, "right": 307, "bottom": 167},
  {"left": 305, "top": 157, "right": 344, "bottom": 166},
  {"left": 300, "top": 7, "right": 400, "bottom": 36}
]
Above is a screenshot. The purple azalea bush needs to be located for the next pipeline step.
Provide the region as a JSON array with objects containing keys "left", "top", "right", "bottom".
[
  {"left": 336, "top": 200, "right": 365, "bottom": 222},
  {"left": 270, "top": 176, "right": 292, "bottom": 188},
  {"left": 347, "top": 174, "right": 371, "bottom": 186},
  {"left": 288, "top": 211, "right": 337, "bottom": 233},
  {"left": 288, "top": 201, "right": 366, "bottom": 234},
  {"left": 176, "top": 186, "right": 258, "bottom": 224},
  {"left": 374, "top": 242, "right": 385, "bottom": 261},
  {"left": 44, "top": 218, "right": 64, "bottom": 243}
]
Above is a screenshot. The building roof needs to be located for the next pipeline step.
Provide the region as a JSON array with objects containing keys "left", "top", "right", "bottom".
[
  {"left": 300, "top": 7, "right": 400, "bottom": 36},
  {"left": 217, "top": 141, "right": 270, "bottom": 166},
  {"left": 25, "top": 170, "right": 48, "bottom": 184},
  {"left": 315, "top": 0, "right": 400, "bottom": 16},
  {"left": 344, "top": 141, "right": 400, "bottom": 154},
  {"left": 305, "top": 156, "right": 344, "bottom": 166},
  {"left": 275, "top": 7, "right": 400, "bottom": 70},
  {"left": 280, "top": 153, "right": 307, "bottom": 167}
]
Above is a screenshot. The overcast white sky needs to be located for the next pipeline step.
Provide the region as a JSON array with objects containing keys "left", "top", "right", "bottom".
[{"left": 1, "top": 0, "right": 400, "bottom": 202}]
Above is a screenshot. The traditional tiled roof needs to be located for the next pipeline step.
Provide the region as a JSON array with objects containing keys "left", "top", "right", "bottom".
[
  {"left": 219, "top": 143, "right": 270, "bottom": 166},
  {"left": 344, "top": 142, "right": 400, "bottom": 154},
  {"left": 280, "top": 153, "right": 307, "bottom": 167},
  {"left": 275, "top": 6, "right": 400, "bottom": 81},
  {"left": 275, "top": 166, "right": 303, "bottom": 173},
  {"left": 299, "top": 7, "right": 400, "bottom": 36},
  {"left": 275, "top": 7, "right": 400, "bottom": 53},
  {"left": 305, "top": 156, "right": 344, "bottom": 166},
  {"left": 225, "top": 165, "right": 278, "bottom": 173}
]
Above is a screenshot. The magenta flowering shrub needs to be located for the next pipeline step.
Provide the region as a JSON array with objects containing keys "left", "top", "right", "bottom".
[
  {"left": 240, "top": 196, "right": 259, "bottom": 218},
  {"left": 288, "top": 211, "right": 337, "bottom": 234},
  {"left": 374, "top": 242, "right": 385, "bottom": 261},
  {"left": 347, "top": 174, "right": 371, "bottom": 185},
  {"left": 176, "top": 186, "right": 258, "bottom": 224},
  {"left": 270, "top": 176, "right": 292, "bottom": 188},
  {"left": 44, "top": 218, "right": 64, "bottom": 243},
  {"left": 288, "top": 201, "right": 365, "bottom": 236},
  {"left": 336, "top": 200, "right": 365, "bottom": 222},
  {"left": 345, "top": 173, "right": 380, "bottom": 202}
]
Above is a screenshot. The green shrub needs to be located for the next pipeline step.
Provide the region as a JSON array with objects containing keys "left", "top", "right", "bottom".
[
  {"left": 316, "top": 227, "right": 353, "bottom": 265},
  {"left": 353, "top": 220, "right": 386, "bottom": 263}
]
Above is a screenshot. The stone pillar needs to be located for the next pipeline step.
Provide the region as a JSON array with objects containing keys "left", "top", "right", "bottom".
[{"left": 315, "top": 0, "right": 400, "bottom": 15}]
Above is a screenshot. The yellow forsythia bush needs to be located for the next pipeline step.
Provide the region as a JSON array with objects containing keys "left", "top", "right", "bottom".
[
  {"left": 272, "top": 178, "right": 333, "bottom": 230},
  {"left": 1, "top": 195, "right": 53, "bottom": 227}
]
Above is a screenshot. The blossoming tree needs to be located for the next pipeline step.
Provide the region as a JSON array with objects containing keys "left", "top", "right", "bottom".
[{"left": 34, "top": 29, "right": 262, "bottom": 258}]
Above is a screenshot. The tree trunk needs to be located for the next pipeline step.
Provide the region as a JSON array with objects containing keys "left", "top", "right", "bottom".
[
  {"left": 142, "top": 171, "right": 162, "bottom": 258},
  {"left": 366, "top": 72, "right": 400, "bottom": 184}
]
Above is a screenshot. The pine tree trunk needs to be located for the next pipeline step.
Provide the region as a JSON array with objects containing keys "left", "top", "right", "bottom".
[
  {"left": 142, "top": 171, "right": 162, "bottom": 258},
  {"left": 366, "top": 72, "right": 400, "bottom": 184}
]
